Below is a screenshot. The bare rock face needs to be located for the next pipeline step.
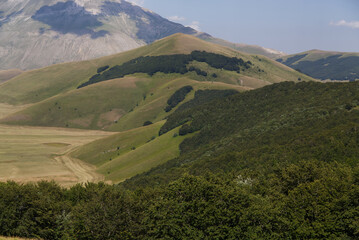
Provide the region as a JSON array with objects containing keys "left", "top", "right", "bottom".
[{"left": 0, "top": 0, "right": 196, "bottom": 70}]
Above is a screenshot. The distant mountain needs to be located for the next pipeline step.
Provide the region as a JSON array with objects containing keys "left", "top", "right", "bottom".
[
  {"left": 0, "top": 0, "right": 196, "bottom": 70},
  {"left": 277, "top": 50, "right": 359, "bottom": 81},
  {"left": 197, "top": 33, "right": 286, "bottom": 59}
]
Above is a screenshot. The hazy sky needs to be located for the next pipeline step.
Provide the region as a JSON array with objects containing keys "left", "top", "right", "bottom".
[{"left": 132, "top": 0, "right": 359, "bottom": 54}]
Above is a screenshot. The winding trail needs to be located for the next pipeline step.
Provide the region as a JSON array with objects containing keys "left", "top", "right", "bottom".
[{"left": 54, "top": 154, "right": 104, "bottom": 185}]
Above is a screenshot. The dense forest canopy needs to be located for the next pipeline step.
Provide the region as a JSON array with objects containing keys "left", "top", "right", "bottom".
[{"left": 78, "top": 51, "right": 252, "bottom": 88}]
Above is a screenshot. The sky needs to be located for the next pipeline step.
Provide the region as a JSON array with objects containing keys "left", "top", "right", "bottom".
[{"left": 130, "top": 0, "right": 359, "bottom": 54}]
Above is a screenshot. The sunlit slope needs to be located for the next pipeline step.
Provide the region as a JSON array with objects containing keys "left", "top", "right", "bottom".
[
  {"left": 71, "top": 121, "right": 189, "bottom": 183},
  {"left": 0, "top": 34, "right": 313, "bottom": 106},
  {"left": 0, "top": 34, "right": 314, "bottom": 130},
  {"left": 1, "top": 73, "right": 246, "bottom": 130}
]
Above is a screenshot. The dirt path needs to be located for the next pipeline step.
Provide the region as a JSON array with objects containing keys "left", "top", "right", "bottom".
[{"left": 54, "top": 154, "right": 104, "bottom": 186}]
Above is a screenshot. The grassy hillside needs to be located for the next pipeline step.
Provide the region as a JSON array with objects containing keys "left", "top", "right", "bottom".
[
  {"left": 71, "top": 121, "right": 191, "bottom": 182},
  {"left": 3, "top": 81, "right": 359, "bottom": 239},
  {"left": 0, "top": 34, "right": 313, "bottom": 130},
  {"left": 277, "top": 49, "right": 359, "bottom": 81},
  {"left": 125, "top": 81, "right": 359, "bottom": 187}
]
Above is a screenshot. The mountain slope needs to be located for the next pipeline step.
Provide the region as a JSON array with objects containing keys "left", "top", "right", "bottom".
[
  {"left": 0, "top": 0, "right": 196, "bottom": 70},
  {"left": 0, "top": 34, "right": 314, "bottom": 130},
  {"left": 124, "top": 80, "right": 359, "bottom": 188},
  {"left": 198, "top": 34, "right": 286, "bottom": 59},
  {"left": 277, "top": 50, "right": 359, "bottom": 81}
]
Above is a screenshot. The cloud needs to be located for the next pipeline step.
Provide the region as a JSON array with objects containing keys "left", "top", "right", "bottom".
[
  {"left": 127, "top": 0, "right": 145, "bottom": 7},
  {"left": 187, "top": 21, "right": 200, "bottom": 31},
  {"left": 168, "top": 16, "right": 186, "bottom": 22},
  {"left": 331, "top": 20, "right": 359, "bottom": 29}
]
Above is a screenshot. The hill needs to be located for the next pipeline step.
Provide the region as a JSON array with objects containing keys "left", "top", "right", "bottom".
[
  {"left": 277, "top": 49, "right": 359, "bottom": 81},
  {"left": 0, "top": 34, "right": 313, "bottom": 130},
  {"left": 125, "top": 80, "right": 359, "bottom": 187},
  {"left": 2, "top": 81, "right": 359, "bottom": 239}
]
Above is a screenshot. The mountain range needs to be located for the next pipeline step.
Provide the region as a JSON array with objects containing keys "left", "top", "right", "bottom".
[
  {"left": 0, "top": 0, "right": 289, "bottom": 71},
  {"left": 277, "top": 50, "right": 359, "bottom": 81}
]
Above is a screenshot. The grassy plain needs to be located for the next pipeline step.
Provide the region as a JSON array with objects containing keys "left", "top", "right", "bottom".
[{"left": 0, "top": 124, "right": 112, "bottom": 186}]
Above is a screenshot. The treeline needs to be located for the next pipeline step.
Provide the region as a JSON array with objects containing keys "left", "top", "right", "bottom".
[
  {"left": 1, "top": 160, "right": 359, "bottom": 239},
  {"left": 78, "top": 51, "right": 252, "bottom": 88},
  {"left": 133, "top": 81, "right": 359, "bottom": 187},
  {"left": 164, "top": 85, "right": 193, "bottom": 112}
]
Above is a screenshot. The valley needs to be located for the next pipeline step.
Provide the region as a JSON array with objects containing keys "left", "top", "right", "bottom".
[
  {"left": 0, "top": 34, "right": 313, "bottom": 187},
  {"left": 0, "top": 123, "right": 111, "bottom": 186},
  {"left": 0, "top": 12, "right": 357, "bottom": 237}
]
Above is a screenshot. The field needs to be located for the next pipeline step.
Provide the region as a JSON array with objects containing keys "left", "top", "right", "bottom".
[{"left": 0, "top": 124, "right": 112, "bottom": 186}]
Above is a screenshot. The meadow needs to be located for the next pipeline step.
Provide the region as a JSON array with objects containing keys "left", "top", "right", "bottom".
[{"left": 0, "top": 124, "right": 111, "bottom": 186}]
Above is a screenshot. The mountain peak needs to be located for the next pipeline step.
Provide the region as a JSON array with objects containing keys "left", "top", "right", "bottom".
[{"left": 0, "top": 0, "right": 197, "bottom": 70}]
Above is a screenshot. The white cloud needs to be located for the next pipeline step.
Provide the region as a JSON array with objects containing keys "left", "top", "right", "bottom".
[
  {"left": 187, "top": 21, "right": 200, "bottom": 31},
  {"left": 127, "top": 0, "right": 145, "bottom": 7},
  {"left": 168, "top": 16, "right": 186, "bottom": 22},
  {"left": 331, "top": 20, "right": 359, "bottom": 29}
]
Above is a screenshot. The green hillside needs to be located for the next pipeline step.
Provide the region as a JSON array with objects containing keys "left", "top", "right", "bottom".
[
  {"left": 277, "top": 49, "right": 359, "bottom": 81},
  {"left": 0, "top": 34, "right": 312, "bottom": 130},
  {"left": 2, "top": 81, "right": 359, "bottom": 239},
  {"left": 125, "top": 81, "right": 359, "bottom": 187}
]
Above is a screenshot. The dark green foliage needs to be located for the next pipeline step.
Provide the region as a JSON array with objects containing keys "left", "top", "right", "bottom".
[
  {"left": 160, "top": 89, "right": 238, "bottom": 135},
  {"left": 5, "top": 82, "right": 359, "bottom": 239},
  {"left": 97, "top": 65, "right": 109, "bottom": 73},
  {"left": 165, "top": 85, "right": 193, "bottom": 112},
  {"left": 1, "top": 164, "right": 359, "bottom": 239},
  {"left": 143, "top": 121, "right": 153, "bottom": 126},
  {"left": 131, "top": 81, "right": 359, "bottom": 187},
  {"left": 78, "top": 51, "right": 251, "bottom": 88},
  {"left": 278, "top": 54, "right": 359, "bottom": 81},
  {"left": 188, "top": 66, "right": 207, "bottom": 76},
  {"left": 178, "top": 124, "right": 192, "bottom": 136}
]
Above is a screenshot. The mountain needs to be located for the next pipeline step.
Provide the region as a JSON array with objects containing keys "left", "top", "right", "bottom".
[
  {"left": 197, "top": 33, "right": 286, "bottom": 59},
  {"left": 0, "top": 0, "right": 196, "bottom": 70},
  {"left": 277, "top": 50, "right": 359, "bottom": 81},
  {"left": 0, "top": 34, "right": 313, "bottom": 131}
]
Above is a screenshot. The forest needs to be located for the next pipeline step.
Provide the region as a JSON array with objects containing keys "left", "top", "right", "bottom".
[
  {"left": 2, "top": 81, "right": 359, "bottom": 239},
  {"left": 78, "top": 51, "right": 252, "bottom": 88}
]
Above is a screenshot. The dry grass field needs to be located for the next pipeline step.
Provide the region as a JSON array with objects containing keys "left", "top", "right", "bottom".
[{"left": 0, "top": 124, "right": 112, "bottom": 186}]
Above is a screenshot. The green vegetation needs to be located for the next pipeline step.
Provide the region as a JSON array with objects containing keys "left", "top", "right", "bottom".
[
  {"left": 2, "top": 81, "right": 359, "bottom": 239},
  {"left": 71, "top": 121, "right": 191, "bottom": 182},
  {"left": 277, "top": 51, "right": 359, "bottom": 81},
  {"left": 164, "top": 85, "right": 193, "bottom": 112},
  {"left": 78, "top": 51, "right": 252, "bottom": 88},
  {"left": 97, "top": 65, "right": 109, "bottom": 73}
]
